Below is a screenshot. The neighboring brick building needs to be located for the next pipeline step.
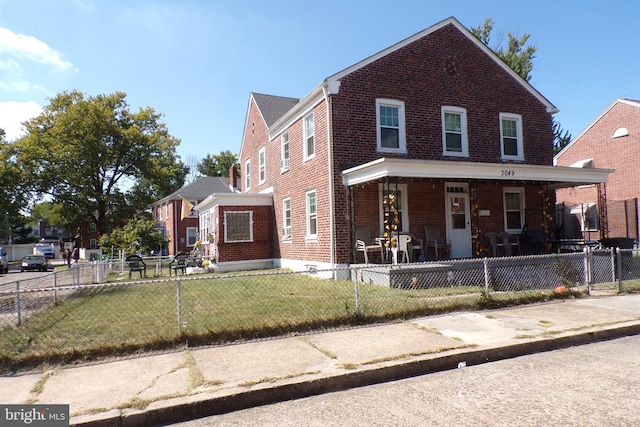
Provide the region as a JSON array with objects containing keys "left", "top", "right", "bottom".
[
  {"left": 555, "top": 98, "right": 640, "bottom": 242},
  {"left": 203, "top": 17, "right": 611, "bottom": 274},
  {"left": 151, "top": 176, "right": 233, "bottom": 256}
]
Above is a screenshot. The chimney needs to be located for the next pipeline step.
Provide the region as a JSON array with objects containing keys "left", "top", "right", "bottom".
[{"left": 229, "top": 164, "right": 239, "bottom": 191}]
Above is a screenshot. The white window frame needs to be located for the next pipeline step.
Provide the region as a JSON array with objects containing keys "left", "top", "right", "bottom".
[
  {"left": 282, "top": 198, "right": 292, "bottom": 241},
  {"left": 305, "top": 190, "right": 317, "bottom": 240},
  {"left": 164, "top": 203, "right": 168, "bottom": 219},
  {"left": 186, "top": 227, "right": 198, "bottom": 247},
  {"left": 281, "top": 132, "right": 290, "bottom": 172},
  {"left": 244, "top": 160, "right": 251, "bottom": 191},
  {"left": 378, "top": 183, "right": 409, "bottom": 235},
  {"left": 90, "top": 239, "right": 97, "bottom": 250},
  {"left": 258, "top": 147, "right": 266, "bottom": 185},
  {"left": 376, "top": 99, "right": 406, "bottom": 154},
  {"left": 224, "top": 211, "right": 253, "bottom": 243},
  {"left": 503, "top": 187, "right": 525, "bottom": 233},
  {"left": 441, "top": 106, "right": 468, "bottom": 157},
  {"left": 304, "top": 113, "right": 315, "bottom": 161},
  {"left": 500, "top": 113, "right": 524, "bottom": 160}
]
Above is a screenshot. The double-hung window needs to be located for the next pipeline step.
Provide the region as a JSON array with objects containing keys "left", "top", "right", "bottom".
[
  {"left": 306, "top": 190, "right": 317, "bottom": 239},
  {"left": 258, "top": 147, "right": 266, "bottom": 184},
  {"left": 282, "top": 198, "right": 292, "bottom": 240},
  {"left": 281, "top": 132, "right": 290, "bottom": 172},
  {"left": 244, "top": 160, "right": 251, "bottom": 191},
  {"left": 304, "top": 114, "right": 315, "bottom": 160},
  {"left": 376, "top": 99, "right": 406, "bottom": 153},
  {"left": 186, "top": 227, "right": 198, "bottom": 247},
  {"left": 442, "top": 106, "right": 468, "bottom": 157},
  {"left": 500, "top": 113, "right": 524, "bottom": 160},
  {"left": 503, "top": 188, "right": 525, "bottom": 233}
]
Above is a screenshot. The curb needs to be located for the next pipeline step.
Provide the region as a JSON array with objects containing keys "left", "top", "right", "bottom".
[{"left": 71, "top": 322, "right": 640, "bottom": 427}]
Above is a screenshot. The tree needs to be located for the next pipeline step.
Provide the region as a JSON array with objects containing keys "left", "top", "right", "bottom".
[
  {"left": 197, "top": 150, "right": 238, "bottom": 177},
  {"left": 15, "top": 90, "right": 188, "bottom": 235},
  {"left": 0, "top": 128, "right": 29, "bottom": 243},
  {"left": 471, "top": 18, "right": 571, "bottom": 152},
  {"left": 29, "top": 201, "right": 65, "bottom": 227},
  {"left": 99, "top": 218, "right": 168, "bottom": 255}
]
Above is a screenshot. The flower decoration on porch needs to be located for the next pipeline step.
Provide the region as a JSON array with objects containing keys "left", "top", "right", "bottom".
[
  {"left": 194, "top": 240, "right": 203, "bottom": 249},
  {"left": 382, "top": 192, "right": 400, "bottom": 249},
  {"left": 206, "top": 233, "right": 215, "bottom": 243},
  {"left": 539, "top": 190, "right": 555, "bottom": 251},
  {"left": 469, "top": 185, "right": 483, "bottom": 257}
]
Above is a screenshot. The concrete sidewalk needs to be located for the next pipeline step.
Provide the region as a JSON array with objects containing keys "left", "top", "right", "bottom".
[{"left": 1, "top": 293, "right": 639, "bottom": 427}]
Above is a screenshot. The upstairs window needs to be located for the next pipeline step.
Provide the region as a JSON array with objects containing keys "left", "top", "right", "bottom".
[
  {"left": 281, "top": 132, "right": 290, "bottom": 172},
  {"left": 500, "top": 113, "right": 524, "bottom": 160},
  {"left": 258, "top": 147, "right": 266, "bottom": 184},
  {"left": 304, "top": 113, "right": 315, "bottom": 160},
  {"left": 244, "top": 160, "right": 251, "bottom": 191},
  {"left": 376, "top": 99, "right": 406, "bottom": 153},
  {"left": 442, "top": 106, "right": 468, "bottom": 157}
]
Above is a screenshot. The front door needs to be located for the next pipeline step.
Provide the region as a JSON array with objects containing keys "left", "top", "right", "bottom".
[{"left": 445, "top": 183, "right": 472, "bottom": 258}]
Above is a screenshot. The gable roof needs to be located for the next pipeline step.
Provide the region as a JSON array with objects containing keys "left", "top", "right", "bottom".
[
  {"left": 251, "top": 93, "right": 300, "bottom": 127},
  {"left": 267, "top": 16, "right": 558, "bottom": 138},
  {"left": 154, "top": 176, "right": 233, "bottom": 204},
  {"left": 554, "top": 98, "right": 640, "bottom": 160}
]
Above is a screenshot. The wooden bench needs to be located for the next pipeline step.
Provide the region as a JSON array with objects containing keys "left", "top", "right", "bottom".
[{"left": 126, "top": 255, "right": 147, "bottom": 279}]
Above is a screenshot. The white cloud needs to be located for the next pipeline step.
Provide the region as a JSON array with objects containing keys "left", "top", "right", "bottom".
[
  {"left": 0, "top": 27, "right": 72, "bottom": 71},
  {"left": 0, "top": 101, "right": 42, "bottom": 141}
]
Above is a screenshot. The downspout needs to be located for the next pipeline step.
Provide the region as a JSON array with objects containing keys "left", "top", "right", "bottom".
[{"left": 322, "top": 84, "right": 336, "bottom": 272}]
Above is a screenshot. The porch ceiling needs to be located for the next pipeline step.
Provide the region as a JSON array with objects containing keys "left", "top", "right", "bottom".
[{"left": 341, "top": 158, "right": 613, "bottom": 190}]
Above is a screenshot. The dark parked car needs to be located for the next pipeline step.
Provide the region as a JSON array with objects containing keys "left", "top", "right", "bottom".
[
  {"left": 0, "top": 246, "right": 7, "bottom": 273},
  {"left": 21, "top": 254, "right": 49, "bottom": 272}
]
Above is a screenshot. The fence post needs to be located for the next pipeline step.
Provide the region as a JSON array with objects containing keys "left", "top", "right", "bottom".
[
  {"left": 53, "top": 270, "right": 58, "bottom": 305},
  {"left": 610, "top": 248, "right": 616, "bottom": 285},
  {"left": 15, "top": 280, "right": 21, "bottom": 326},
  {"left": 176, "top": 279, "right": 183, "bottom": 330},
  {"left": 483, "top": 257, "right": 490, "bottom": 298},
  {"left": 354, "top": 272, "right": 360, "bottom": 316},
  {"left": 616, "top": 248, "right": 624, "bottom": 294},
  {"left": 583, "top": 247, "right": 591, "bottom": 296}
]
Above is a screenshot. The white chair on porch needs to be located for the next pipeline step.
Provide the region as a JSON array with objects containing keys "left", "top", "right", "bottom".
[
  {"left": 397, "top": 234, "right": 412, "bottom": 263},
  {"left": 356, "top": 227, "right": 383, "bottom": 264},
  {"left": 424, "top": 226, "right": 451, "bottom": 259}
]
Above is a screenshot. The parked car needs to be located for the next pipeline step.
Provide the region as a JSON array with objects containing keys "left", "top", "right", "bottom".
[
  {"left": 34, "top": 244, "right": 54, "bottom": 260},
  {"left": 0, "top": 246, "right": 7, "bottom": 273},
  {"left": 21, "top": 254, "right": 49, "bottom": 272}
]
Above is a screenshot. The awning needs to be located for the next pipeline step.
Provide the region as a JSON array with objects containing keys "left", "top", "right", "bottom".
[{"left": 342, "top": 158, "right": 613, "bottom": 190}]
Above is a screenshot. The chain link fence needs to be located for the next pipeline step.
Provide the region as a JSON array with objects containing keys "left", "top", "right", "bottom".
[{"left": 0, "top": 249, "right": 638, "bottom": 371}]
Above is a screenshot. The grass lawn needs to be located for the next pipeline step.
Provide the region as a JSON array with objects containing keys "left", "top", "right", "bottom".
[{"left": 0, "top": 270, "right": 581, "bottom": 372}]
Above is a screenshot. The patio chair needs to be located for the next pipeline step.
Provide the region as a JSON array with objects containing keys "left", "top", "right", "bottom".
[
  {"left": 499, "top": 231, "right": 521, "bottom": 256},
  {"left": 424, "top": 226, "right": 451, "bottom": 259},
  {"left": 126, "top": 254, "right": 146, "bottom": 279},
  {"left": 397, "top": 234, "right": 412, "bottom": 263},
  {"left": 169, "top": 253, "right": 189, "bottom": 276},
  {"left": 486, "top": 232, "right": 505, "bottom": 256},
  {"left": 356, "top": 227, "right": 383, "bottom": 264}
]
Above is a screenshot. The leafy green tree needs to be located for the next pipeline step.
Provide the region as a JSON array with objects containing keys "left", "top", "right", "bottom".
[
  {"left": 15, "top": 90, "right": 188, "bottom": 236},
  {"left": 0, "top": 128, "right": 29, "bottom": 243},
  {"left": 99, "top": 218, "right": 168, "bottom": 255},
  {"left": 11, "top": 223, "right": 37, "bottom": 244},
  {"left": 197, "top": 150, "right": 238, "bottom": 177},
  {"left": 471, "top": 18, "right": 571, "bottom": 152},
  {"left": 29, "top": 201, "right": 65, "bottom": 228}
]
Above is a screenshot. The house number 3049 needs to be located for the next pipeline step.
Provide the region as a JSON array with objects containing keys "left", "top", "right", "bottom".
[{"left": 501, "top": 170, "right": 515, "bottom": 176}]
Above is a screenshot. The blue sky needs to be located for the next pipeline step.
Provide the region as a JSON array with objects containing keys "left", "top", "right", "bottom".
[{"left": 1, "top": 0, "right": 638, "bottom": 164}]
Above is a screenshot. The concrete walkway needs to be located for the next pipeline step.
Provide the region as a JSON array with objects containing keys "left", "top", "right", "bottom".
[{"left": 1, "top": 293, "right": 639, "bottom": 427}]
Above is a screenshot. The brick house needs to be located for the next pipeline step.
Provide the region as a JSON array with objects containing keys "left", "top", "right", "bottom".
[
  {"left": 151, "top": 176, "right": 233, "bottom": 255},
  {"left": 203, "top": 17, "right": 611, "bottom": 274},
  {"left": 555, "top": 98, "right": 640, "bottom": 242}
]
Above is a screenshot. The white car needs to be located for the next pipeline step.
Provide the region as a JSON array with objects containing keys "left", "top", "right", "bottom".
[{"left": 0, "top": 246, "right": 8, "bottom": 274}]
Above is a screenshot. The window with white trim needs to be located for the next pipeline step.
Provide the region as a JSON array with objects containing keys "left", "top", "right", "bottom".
[
  {"left": 224, "top": 211, "right": 253, "bottom": 242},
  {"left": 281, "top": 132, "right": 290, "bottom": 172},
  {"left": 503, "top": 188, "right": 525, "bottom": 233},
  {"left": 186, "top": 227, "right": 198, "bottom": 247},
  {"left": 282, "top": 198, "right": 292, "bottom": 240},
  {"left": 376, "top": 99, "right": 406, "bottom": 153},
  {"left": 304, "top": 113, "right": 315, "bottom": 160},
  {"left": 258, "top": 147, "right": 266, "bottom": 184},
  {"left": 306, "top": 190, "right": 317, "bottom": 239},
  {"left": 90, "top": 239, "right": 97, "bottom": 249},
  {"left": 244, "top": 160, "right": 251, "bottom": 191},
  {"left": 500, "top": 113, "right": 524, "bottom": 160},
  {"left": 164, "top": 203, "right": 168, "bottom": 219},
  {"left": 441, "top": 106, "right": 468, "bottom": 157}
]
